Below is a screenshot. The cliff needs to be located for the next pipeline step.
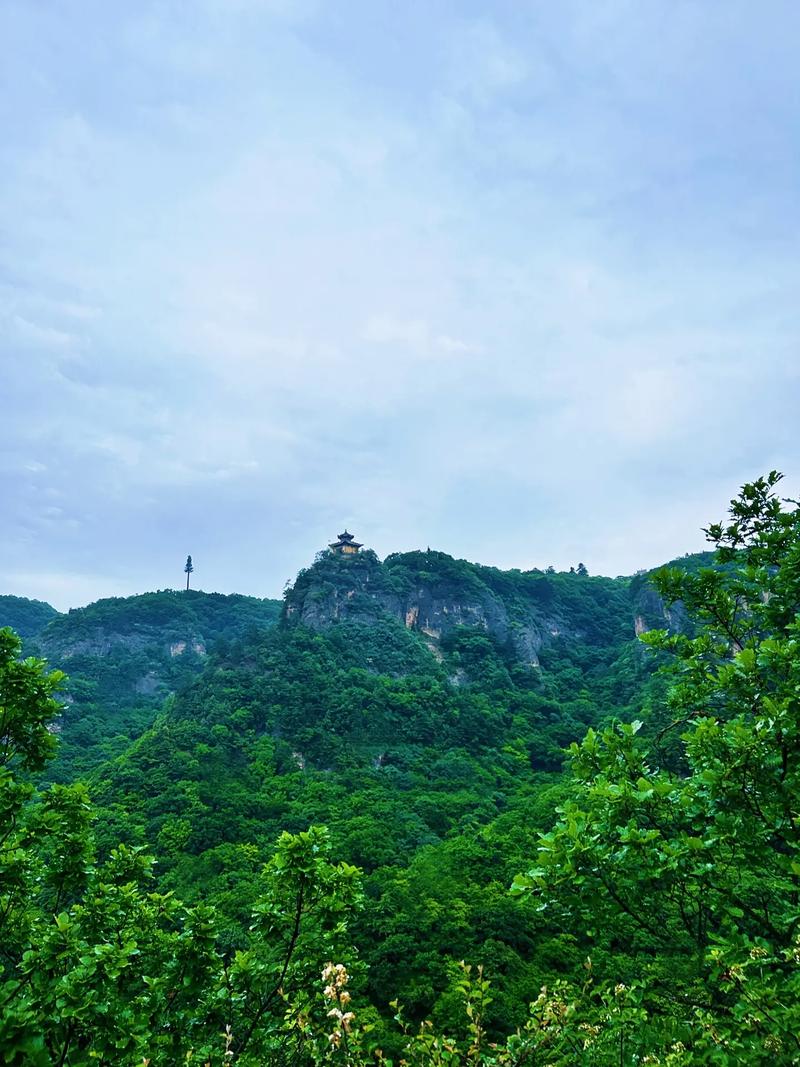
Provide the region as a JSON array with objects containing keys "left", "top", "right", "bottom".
[
  {"left": 628, "top": 551, "right": 714, "bottom": 638},
  {"left": 8, "top": 548, "right": 707, "bottom": 785},
  {"left": 28, "top": 589, "right": 281, "bottom": 781},
  {"left": 38, "top": 589, "right": 280, "bottom": 668},
  {"left": 284, "top": 549, "right": 635, "bottom": 668}
]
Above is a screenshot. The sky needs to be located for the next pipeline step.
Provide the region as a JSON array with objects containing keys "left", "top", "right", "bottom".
[{"left": 1, "top": 0, "right": 799, "bottom": 610}]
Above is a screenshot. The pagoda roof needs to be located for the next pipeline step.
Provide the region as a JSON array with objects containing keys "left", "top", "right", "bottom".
[{"left": 329, "top": 529, "right": 363, "bottom": 548}]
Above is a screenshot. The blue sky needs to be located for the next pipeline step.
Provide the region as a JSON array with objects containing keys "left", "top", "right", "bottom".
[{"left": 1, "top": 1, "right": 798, "bottom": 609}]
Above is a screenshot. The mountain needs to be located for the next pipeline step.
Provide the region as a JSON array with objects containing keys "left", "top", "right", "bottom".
[
  {"left": 0, "top": 594, "right": 59, "bottom": 640},
  {"left": 5, "top": 547, "right": 706, "bottom": 1032},
  {"left": 287, "top": 547, "right": 640, "bottom": 662},
  {"left": 28, "top": 589, "right": 282, "bottom": 780},
  {"left": 3, "top": 550, "right": 700, "bottom": 790},
  {"left": 38, "top": 588, "right": 282, "bottom": 664},
  {"left": 83, "top": 546, "right": 701, "bottom": 1026}
]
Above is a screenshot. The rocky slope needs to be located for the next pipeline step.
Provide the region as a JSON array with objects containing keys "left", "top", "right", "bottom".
[
  {"left": 285, "top": 547, "right": 706, "bottom": 669},
  {"left": 4, "top": 550, "right": 704, "bottom": 783},
  {"left": 285, "top": 549, "right": 633, "bottom": 667},
  {"left": 21, "top": 589, "right": 281, "bottom": 780}
]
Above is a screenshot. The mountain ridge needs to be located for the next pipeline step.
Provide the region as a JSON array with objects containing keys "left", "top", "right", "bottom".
[
  {"left": 283, "top": 546, "right": 701, "bottom": 667},
  {"left": 0, "top": 589, "right": 282, "bottom": 781},
  {"left": 0, "top": 547, "right": 708, "bottom": 784},
  {"left": 0, "top": 544, "right": 713, "bottom": 1035}
]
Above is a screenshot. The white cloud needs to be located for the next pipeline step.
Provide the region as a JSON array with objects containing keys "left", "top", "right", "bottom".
[
  {"left": 446, "top": 19, "right": 535, "bottom": 103},
  {"left": 10, "top": 316, "right": 76, "bottom": 349},
  {"left": 361, "top": 315, "right": 477, "bottom": 358},
  {"left": 0, "top": 1, "right": 798, "bottom": 605}
]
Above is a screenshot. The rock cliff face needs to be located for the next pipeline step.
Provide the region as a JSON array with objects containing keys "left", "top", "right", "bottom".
[
  {"left": 629, "top": 570, "right": 695, "bottom": 638},
  {"left": 284, "top": 550, "right": 602, "bottom": 666},
  {"left": 35, "top": 590, "right": 281, "bottom": 705},
  {"left": 284, "top": 551, "right": 403, "bottom": 629},
  {"left": 283, "top": 547, "right": 709, "bottom": 668}
]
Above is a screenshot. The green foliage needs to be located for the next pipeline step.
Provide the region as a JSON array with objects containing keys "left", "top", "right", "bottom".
[
  {"left": 41, "top": 543, "right": 674, "bottom": 1044},
  {"left": 32, "top": 589, "right": 281, "bottom": 782},
  {"left": 6, "top": 475, "right": 800, "bottom": 1062},
  {"left": 0, "top": 632, "right": 364, "bottom": 1064},
  {"left": 74, "top": 573, "right": 666, "bottom": 1053},
  {"left": 513, "top": 473, "right": 800, "bottom": 1061},
  {"left": 289, "top": 548, "right": 406, "bottom": 620},
  {"left": 40, "top": 589, "right": 281, "bottom": 659},
  {"left": 0, "top": 596, "right": 59, "bottom": 641}
]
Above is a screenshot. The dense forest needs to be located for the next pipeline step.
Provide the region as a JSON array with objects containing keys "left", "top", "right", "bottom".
[{"left": 2, "top": 475, "right": 799, "bottom": 1063}]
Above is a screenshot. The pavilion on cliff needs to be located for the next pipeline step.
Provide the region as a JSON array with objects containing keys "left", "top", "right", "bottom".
[{"left": 329, "top": 530, "right": 363, "bottom": 555}]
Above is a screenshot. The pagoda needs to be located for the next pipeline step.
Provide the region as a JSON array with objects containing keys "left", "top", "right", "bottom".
[{"left": 329, "top": 530, "right": 363, "bottom": 556}]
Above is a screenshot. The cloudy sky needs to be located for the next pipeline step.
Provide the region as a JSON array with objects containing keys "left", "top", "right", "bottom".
[{"left": 2, "top": 1, "right": 798, "bottom": 610}]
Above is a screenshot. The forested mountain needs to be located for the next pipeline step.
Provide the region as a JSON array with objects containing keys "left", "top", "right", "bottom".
[
  {"left": 8, "top": 537, "right": 763, "bottom": 1062},
  {"left": 0, "top": 594, "right": 59, "bottom": 640},
  {"left": 23, "top": 547, "right": 688, "bottom": 1035},
  {"left": 5, "top": 590, "right": 282, "bottom": 781},
  {"left": 2, "top": 552, "right": 692, "bottom": 791}
]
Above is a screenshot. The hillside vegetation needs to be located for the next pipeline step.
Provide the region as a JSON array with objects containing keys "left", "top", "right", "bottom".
[
  {"left": 7, "top": 589, "right": 282, "bottom": 781},
  {"left": 32, "top": 548, "right": 683, "bottom": 1040},
  {"left": 0, "top": 594, "right": 59, "bottom": 640},
  {"left": 4, "top": 480, "right": 796, "bottom": 1063}
]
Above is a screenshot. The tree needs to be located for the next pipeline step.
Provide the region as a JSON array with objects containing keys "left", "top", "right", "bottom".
[
  {"left": 184, "top": 553, "right": 194, "bottom": 590},
  {"left": 0, "top": 626, "right": 363, "bottom": 1064},
  {"left": 512, "top": 473, "right": 800, "bottom": 1061}
]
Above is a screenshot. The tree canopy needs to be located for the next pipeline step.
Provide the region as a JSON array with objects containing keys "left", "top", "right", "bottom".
[
  {"left": 3, "top": 475, "right": 800, "bottom": 1063},
  {"left": 513, "top": 472, "right": 800, "bottom": 1061}
]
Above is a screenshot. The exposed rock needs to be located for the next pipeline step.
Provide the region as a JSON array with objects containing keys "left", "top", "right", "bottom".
[
  {"left": 30, "top": 591, "right": 281, "bottom": 727},
  {"left": 50, "top": 632, "right": 153, "bottom": 659},
  {"left": 509, "top": 624, "right": 542, "bottom": 667},
  {"left": 284, "top": 551, "right": 403, "bottom": 629},
  {"left": 134, "top": 671, "right": 162, "bottom": 696},
  {"left": 423, "top": 637, "right": 444, "bottom": 663},
  {"left": 630, "top": 580, "right": 692, "bottom": 637},
  {"left": 284, "top": 549, "right": 579, "bottom": 668}
]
